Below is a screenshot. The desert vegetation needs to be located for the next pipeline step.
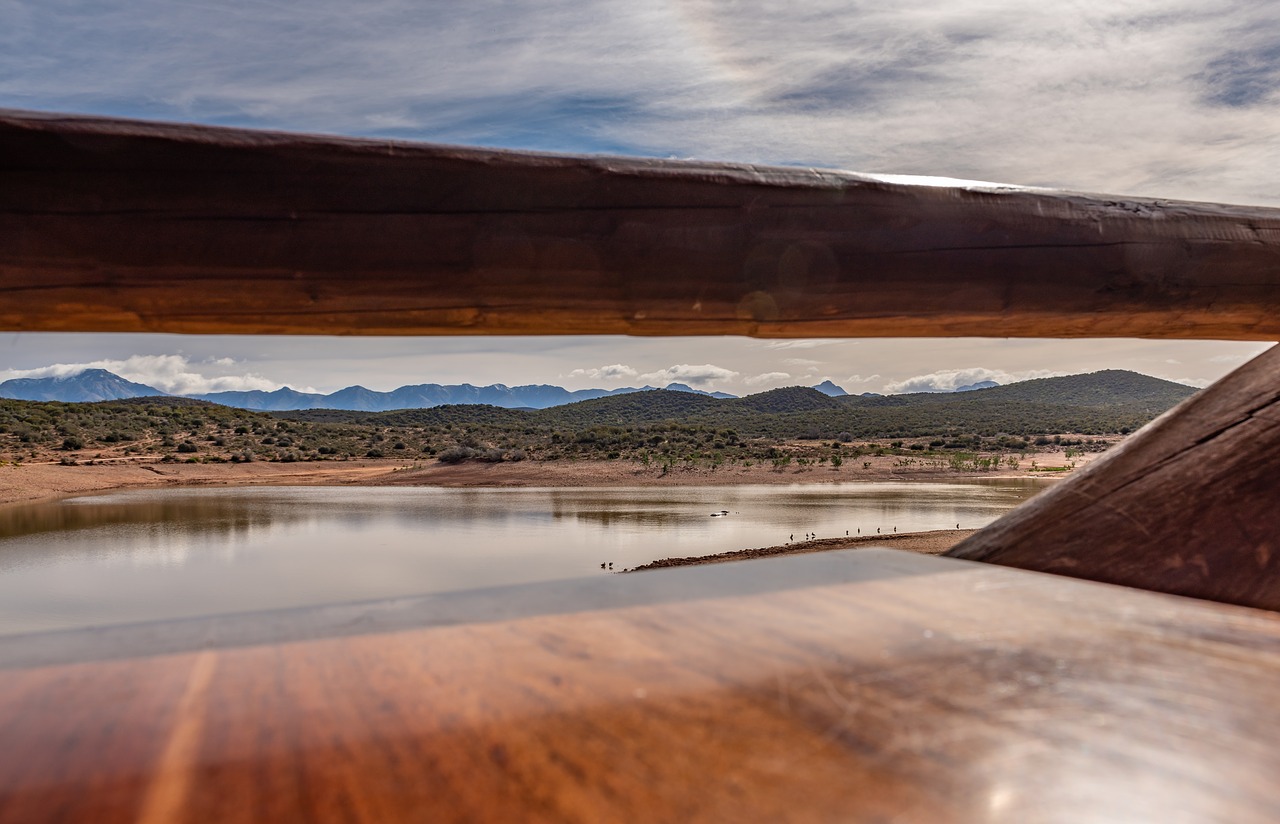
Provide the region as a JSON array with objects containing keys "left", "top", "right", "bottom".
[{"left": 0, "top": 370, "right": 1192, "bottom": 471}]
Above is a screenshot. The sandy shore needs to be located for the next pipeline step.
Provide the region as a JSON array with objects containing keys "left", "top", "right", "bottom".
[
  {"left": 627, "top": 529, "right": 976, "bottom": 571},
  {"left": 0, "top": 451, "right": 1090, "bottom": 508},
  {"left": 0, "top": 460, "right": 399, "bottom": 508},
  {"left": 366, "top": 457, "right": 1085, "bottom": 488}
]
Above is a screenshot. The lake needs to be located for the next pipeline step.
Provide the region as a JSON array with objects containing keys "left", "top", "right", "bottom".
[{"left": 0, "top": 480, "right": 1050, "bottom": 635}]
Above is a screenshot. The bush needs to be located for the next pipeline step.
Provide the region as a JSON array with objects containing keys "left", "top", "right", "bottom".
[
  {"left": 177, "top": 441, "right": 198, "bottom": 453},
  {"left": 365, "top": 448, "right": 385, "bottom": 458},
  {"left": 61, "top": 436, "right": 84, "bottom": 451},
  {"left": 437, "top": 446, "right": 474, "bottom": 464}
]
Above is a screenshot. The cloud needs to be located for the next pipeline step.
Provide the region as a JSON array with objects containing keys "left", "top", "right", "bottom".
[
  {"left": 882, "top": 367, "right": 1059, "bottom": 394},
  {"left": 844, "top": 374, "right": 881, "bottom": 384},
  {"left": 567, "top": 363, "right": 638, "bottom": 382},
  {"left": 743, "top": 371, "right": 791, "bottom": 386},
  {"left": 0, "top": 355, "right": 282, "bottom": 395},
  {"left": 639, "top": 364, "right": 739, "bottom": 387}
]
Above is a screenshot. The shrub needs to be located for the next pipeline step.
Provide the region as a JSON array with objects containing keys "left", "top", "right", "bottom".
[
  {"left": 177, "top": 441, "right": 198, "bottom": 453},
  {"left": 437, "top": 446, "right": 474, "bottom": 464},
  {"left": 61, "top": 436, "right": 84, "bottom": 451}
]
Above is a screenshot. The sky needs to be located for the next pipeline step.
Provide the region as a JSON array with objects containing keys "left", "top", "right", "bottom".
[{"left": 2, "top": 1, "right": 1277, "bottom": 395}]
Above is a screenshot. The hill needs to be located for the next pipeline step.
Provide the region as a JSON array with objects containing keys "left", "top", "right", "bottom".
[{"left": 0, "top": 369, "right": 1196, "bottom": 470}]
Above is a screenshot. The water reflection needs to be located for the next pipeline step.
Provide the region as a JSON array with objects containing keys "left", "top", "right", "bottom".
[{"left": 0, "top": 481, "right": 1049, "bottom": 635}]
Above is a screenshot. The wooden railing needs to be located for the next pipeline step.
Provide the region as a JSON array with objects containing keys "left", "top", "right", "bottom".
[
  {"left": 5, "top": 109, "right": 1280, "bottom": 340},
  {"left": 3, "top": 110, "right": 1280, "bottom": 823}
]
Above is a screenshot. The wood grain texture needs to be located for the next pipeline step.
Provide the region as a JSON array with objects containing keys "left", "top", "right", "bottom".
[
  {"left": 5, "top": 109, "right": 1280, "bottom": 339},
  {"left": 3, "top": 549, "right": 1280, "bottom": 823},
  {"left": 948, "top": 343, "right": 1280, "bottom": 610}
]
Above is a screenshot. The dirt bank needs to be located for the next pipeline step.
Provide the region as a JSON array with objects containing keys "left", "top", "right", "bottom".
[
  {"left": 0, "top": 460, "right": 401, "bottom": 508},
  {"left": 627, "top": 529, "right": 977, "bottom": 571},
  {"left": 0, "top": 444, "right": 1094, "bottom": 508}
]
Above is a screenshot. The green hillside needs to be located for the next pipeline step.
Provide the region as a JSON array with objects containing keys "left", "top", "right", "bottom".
[{"left": 0, "top": 370, "right": 1196, "bottom": 468}]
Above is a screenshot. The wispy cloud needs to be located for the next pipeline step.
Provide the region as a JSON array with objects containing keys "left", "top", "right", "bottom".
[
  {"left": 640, "top": 364, "right": 739, "bottom": 387},
  {"left": 566, "top": 363, "right": 638, "bottom": 381},
  {"left": 743, "top": 371, "right": 791, "bottom": 386}
]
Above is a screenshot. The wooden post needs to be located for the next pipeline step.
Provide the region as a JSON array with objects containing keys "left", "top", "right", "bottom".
[
  {"left": 949, "top": 343, "right": 1280, "bottom": 610},
  {"left": 5, "top": 109, "right": 1280, "bottom": 339}
]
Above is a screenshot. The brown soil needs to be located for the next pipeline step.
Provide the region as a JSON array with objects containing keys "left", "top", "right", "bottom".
[
  {"left": 368, "top": 449, "right": 1101, "bottom": 489},
  {"left": 627, "top": 529, "right": 976, "bottom": 572},
  {"left": 0, "top": 460, "right": 399, "bottom": 508},
  {"left": 0, "top": 446, "right": 1099, "bottom": 508}
]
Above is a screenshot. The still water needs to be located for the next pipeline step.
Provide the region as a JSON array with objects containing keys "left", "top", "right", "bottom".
[{"left": 0, "top": 481, "right": 1049, "bottom": 635}]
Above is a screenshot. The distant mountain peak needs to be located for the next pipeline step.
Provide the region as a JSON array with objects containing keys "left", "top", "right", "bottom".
[
  {"left": 953, "top": 380, "right": 1000, "bottom": 392},
  {"left": 812, "top": 380, "right": 849, "bottom": 397},
  {"left": 0, "top": 369, "right": 165, "bottom": 403}
]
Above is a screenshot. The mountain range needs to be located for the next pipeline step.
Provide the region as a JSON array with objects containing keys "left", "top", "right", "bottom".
[
  {"left": 0, "top": 368, "right": 1024, "bottom": 410},
  {"left": 0, "top": 369, "right": 746, "bottom": 410}
]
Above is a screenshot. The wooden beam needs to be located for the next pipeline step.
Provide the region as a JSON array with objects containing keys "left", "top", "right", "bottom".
[
  {"left": 5, "top": 109, "right": 1280, "bottom": 339},
  {"left": 4, "top": 550, "right": 1280, "bottom": 822},
  {"left": 948, "top": 343, "right": 1280, "bottom": 611}
]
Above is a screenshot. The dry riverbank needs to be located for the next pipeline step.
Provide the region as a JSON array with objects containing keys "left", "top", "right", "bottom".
[
  {"left": 0, "top": 447, "right": 1093, "bottom": 508},
  {"left": 0, "top": 460, "right": 397, "bottom": 508},
  {"left": 627, "top": 529, "right": 976, "bottom": 571}
]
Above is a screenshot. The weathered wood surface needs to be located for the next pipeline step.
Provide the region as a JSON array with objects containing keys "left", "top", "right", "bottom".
[
  {"left": 5, "top": 109, "right": 1280, "bottom": 339},
  {"left": 3, "top": 549, "right": 1280, "bottom": 823},
  {"left": 949, "top": 343, "right": 1280, "bottom": 610}
]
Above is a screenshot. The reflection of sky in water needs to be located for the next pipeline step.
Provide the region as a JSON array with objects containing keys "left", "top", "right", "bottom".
[{"left": 0, "top": 482, "right": 1049, "bottom": 635}]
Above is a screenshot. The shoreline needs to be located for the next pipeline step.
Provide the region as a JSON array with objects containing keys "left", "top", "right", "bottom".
[
  {"left": 626, "top": 529, "right": 976, "bottom": 572},
  {"left": 0, "top": 454, "right": 1083, "bottom": 509}
]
